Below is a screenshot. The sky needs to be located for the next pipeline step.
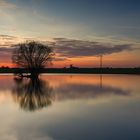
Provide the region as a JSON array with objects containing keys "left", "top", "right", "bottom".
[{"left": 0, "top": 0, "right": 140, "bottom": 68}]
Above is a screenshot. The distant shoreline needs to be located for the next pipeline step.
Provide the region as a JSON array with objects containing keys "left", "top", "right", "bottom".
[{"left": 0, "top": 68, "right": 140, "bottom": 74}]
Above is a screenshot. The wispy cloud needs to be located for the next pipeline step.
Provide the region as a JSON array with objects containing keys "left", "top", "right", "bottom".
[
  {"left": 0, "top": 35, "right": 24, "bottom": 47},
  {"left": 0, "top": 35, "right": 138, "bottom": 65},
  {"left": 53, "top": 38, "right": 136, "bottom": 58},
  {"left": 0, "top": 0, "right": 16, "bottom": 8}
]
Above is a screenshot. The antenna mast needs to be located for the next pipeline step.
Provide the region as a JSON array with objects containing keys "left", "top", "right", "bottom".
[{"left": 100, "top": 55, "right": 103, "bottom": 68}]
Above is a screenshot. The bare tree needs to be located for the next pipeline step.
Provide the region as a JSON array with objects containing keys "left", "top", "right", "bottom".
[{"left": 12, "top": 41, "right": 54, "bottom": 77}]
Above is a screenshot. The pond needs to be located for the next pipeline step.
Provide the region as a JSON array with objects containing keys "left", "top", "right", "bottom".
[{"left": 0, "top": 74, "right": 140, "bottom": 140}]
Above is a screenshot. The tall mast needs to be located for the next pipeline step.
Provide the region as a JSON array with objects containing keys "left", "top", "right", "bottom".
[{"left": 100, "top": 55, "right": 103, "bottom": 68}]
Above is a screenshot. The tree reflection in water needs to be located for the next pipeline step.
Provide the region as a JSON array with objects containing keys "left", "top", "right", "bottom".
[{"left": 12, "top": 76, "right": 54, "bottom": 112}]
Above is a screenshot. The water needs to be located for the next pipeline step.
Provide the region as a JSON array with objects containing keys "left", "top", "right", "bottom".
[{"left": 0, "top": 74, "right": 140, "bottom": 140}]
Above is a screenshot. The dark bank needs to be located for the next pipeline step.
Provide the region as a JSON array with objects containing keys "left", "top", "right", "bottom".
[{"left": 0, "top": 67, "right": 140, "bottom": 74}]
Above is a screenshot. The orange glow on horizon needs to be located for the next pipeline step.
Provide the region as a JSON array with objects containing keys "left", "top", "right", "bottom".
[
  {"left": 0, "top": 50, "right": 140, "bottom": 68},
  {"left": 0, "top": 63, "right": 14, "bottom": 68}
]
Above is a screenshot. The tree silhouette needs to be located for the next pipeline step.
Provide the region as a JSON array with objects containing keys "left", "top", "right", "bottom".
[{"left": 12, "top": 41, "right": 54, "bottom": 77}]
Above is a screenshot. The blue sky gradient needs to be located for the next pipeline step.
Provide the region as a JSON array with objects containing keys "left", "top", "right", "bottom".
[
  {"left": 0, "top": 0, "right": 139, "bottom": 41},
  {"left": 0, "top": 0, "right": 140, "bottom": 67}
]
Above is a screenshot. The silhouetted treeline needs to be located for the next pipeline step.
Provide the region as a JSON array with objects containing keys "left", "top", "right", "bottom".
[{"left": 0, "top": 67, "right": 140, "bottom": 74}]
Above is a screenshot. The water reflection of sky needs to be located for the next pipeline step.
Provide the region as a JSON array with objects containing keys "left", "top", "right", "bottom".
[{"left": 0, "top": 74, "right": 140, "bottom": 140}]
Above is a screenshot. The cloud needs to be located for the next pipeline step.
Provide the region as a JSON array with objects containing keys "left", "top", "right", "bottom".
[
  {"left": 0, "top": 47, "right": 13, "bottom": 63},
  {"left": 0, "top": 35, "right": 138, "bottom": 64},
  {"left": 53, "top": 57, "right": 69, "bottom": 62},
  {"left": 0, "top": 34, "right": 24, "bottom": 48},
  {"left": 53, "top": 38, "right": 135, "bottom": 58},
  {"left": 0, "top": 47, "right": 13, "bottom": 52},
  {"left": 0, "top": 35, "right": 17, "bottom": 40},
  {"left": 0, "top": 35, "right": 21, "bottom": 62},
  {"left": 0, "top": 0, "right": 16, "bottom": 8}
]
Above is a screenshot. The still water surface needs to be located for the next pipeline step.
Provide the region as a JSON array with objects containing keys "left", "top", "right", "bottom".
[{"left": 0, "top": 74, "right": 140, "bottom": 140}]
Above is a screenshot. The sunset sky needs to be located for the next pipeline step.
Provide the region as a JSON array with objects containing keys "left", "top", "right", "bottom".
[{"left": 0, "top": 0, "right": 140, "bottom": 68}]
